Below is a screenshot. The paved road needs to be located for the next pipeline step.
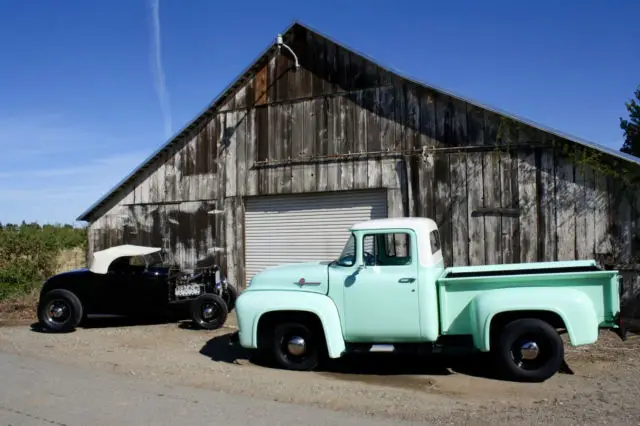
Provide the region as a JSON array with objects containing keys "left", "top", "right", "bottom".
[{"left": 0, "top": 351, "right": 422, "bottom": 426}]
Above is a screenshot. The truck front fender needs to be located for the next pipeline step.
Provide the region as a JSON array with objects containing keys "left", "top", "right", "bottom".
[
  {"left": 469, "top": 287, "right": 599, "bottom": 352},
  {"left": 235, "top": 290, "right": 346, "bottom": 358}
]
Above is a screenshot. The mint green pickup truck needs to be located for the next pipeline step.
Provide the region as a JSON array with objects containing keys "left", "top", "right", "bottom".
[{"left": 233, "top": 217, "right": 626, "bottom": 382}]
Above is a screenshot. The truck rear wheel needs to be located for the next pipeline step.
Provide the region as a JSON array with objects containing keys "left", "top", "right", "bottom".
[
  {"left": 493, "top": 318, "right": 564, "bottom": 382},
  {"left": 271, "top": 322, "right": 321, "bottom": 371}
]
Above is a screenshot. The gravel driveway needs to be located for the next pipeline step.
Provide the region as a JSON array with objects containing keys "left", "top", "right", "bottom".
[{"left": 1, "top": 314, "right": 639, "bottom": 425}]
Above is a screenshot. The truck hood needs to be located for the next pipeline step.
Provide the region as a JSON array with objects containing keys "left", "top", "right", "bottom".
[{"left": 247, "top": 261, "right": 330, "bottom": 294}]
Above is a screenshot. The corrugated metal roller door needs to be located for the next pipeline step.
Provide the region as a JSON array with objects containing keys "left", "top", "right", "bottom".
[{"left": 244, "top": 190, "right": 388, "bottom": 285}]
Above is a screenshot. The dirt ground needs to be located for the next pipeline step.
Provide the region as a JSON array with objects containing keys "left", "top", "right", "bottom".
[{"left": 1, "top": 313, "right": 639, "bottom": 426}]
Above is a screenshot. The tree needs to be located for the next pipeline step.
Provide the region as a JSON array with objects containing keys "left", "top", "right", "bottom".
[{"left": 620, "top": 86, "right": 640, "bottom": 157}]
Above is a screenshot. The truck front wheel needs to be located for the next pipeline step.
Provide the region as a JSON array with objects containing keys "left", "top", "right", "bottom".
[
  {"left": 493, "top": 318, "right": 564, "bottom": 382},
  {"left": 271, "top": 322, "right": 321, "bottom": 371}
]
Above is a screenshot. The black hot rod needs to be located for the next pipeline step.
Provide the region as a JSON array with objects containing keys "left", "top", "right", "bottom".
[{"left": 36, "top": 244, "right": 238, "bottom": 332}]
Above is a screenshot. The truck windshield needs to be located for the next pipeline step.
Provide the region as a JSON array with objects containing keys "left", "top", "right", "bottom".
[{"left": 335, "top": 234, "right": 356, "bottom": 267}]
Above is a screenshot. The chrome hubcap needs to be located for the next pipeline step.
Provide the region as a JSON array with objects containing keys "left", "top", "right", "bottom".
[
  {"left": 202, "top": 305, "right": 215, "bottom": 319},
  {"left": 520, "top": 341, "right": 539, "bottom": 360},
  {"left": 51, "top": 306, "right": 65, "bottom": 318},
  {"left": 287, "top": 336, "right": 306, "bottom": 356},
  {"left": 47, "top": 301, "right": 69, "bottom": 323}
]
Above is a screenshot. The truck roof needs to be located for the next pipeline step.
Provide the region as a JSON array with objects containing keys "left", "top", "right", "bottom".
[{"left": 351, "top": 217, "right": 438, "bottom": 233}]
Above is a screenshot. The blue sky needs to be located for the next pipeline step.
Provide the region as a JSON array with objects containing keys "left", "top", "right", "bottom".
[{"left": 0, "top": 0, "right": 638, "bottom": 226}]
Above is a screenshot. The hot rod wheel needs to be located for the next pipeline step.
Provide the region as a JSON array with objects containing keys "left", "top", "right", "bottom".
[
  {"left": 37, "top": 288, "right": 84, "bottom": 332},
  {"left": 221, "top": 283, "right": 238, "bottom": 312},
  {"left": 190, "top": 293, "right": 228, "bottom": 330}
]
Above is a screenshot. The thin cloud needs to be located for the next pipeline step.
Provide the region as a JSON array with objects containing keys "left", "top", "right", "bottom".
[
  {"left": 0, "top": 134, "right": 150, "bottom": 224},
  {"left": 149, "top": 0, "right": 172, "bottom": 139},
  {"left": 0, "top": 151, "right": 149, "bottom": 179},
  {"left": 0, "top": 114, "right": 129, "bottom": 159}
]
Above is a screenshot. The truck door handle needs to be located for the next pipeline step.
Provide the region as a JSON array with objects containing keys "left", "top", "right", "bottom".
[{"left": 398, "top": 277, "right": 415, "bottom": 283}]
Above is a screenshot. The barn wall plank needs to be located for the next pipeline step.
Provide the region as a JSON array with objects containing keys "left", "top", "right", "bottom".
[
  {"left": 245, "top": 108, "right": 258, "bottom": 196},
  {"left": 499, "top": 120, "right": 518, "bottom": 264},
  {"left": 196, "top": 123, "right": 212, "bottom": 200},
  {"left": 594, "top": 171, "right": 611, "bottom": 259},
  {"left": 224, "top": 197, "right": 237, "bottom": 286},
  {"left": 327, "top": 94, "right": 340, "bottom": 191},
  {"left": 434, "top": 95, "right": 452, "bottom": 265},
  {"left": 315, "top": 97, "right": 329, "bottom": 191},
  {"left": 417, "top": 91, "right": 437, "bottom": 221},
  {"left": 352, "top": 90, "right": 368, "bottom": 189},
  {"left": 465, "top": 105, "right": 485, "bottom": 265},
  {"left": 266, "top": 104, "right": 278, "bottom": 193},
  {"left": 450, "top": 152, "right": 469, "bottom": 266},
  {"left": 365, "top": 87, "right": 382, "bottom": 189},
  {"left": 179, "top": 137, "right": 195, "bottom": 201},
  {"left": 279, "top": 102, "right": 293, "bottom": 193},
  {"left": 555, "top": 156, "right": 576, "bottom": 260},
  {"left": 234, "top": 197, "right": 245, "bottom": 287},
  {"left": 575, "top": 163, "right": 593, "bottom": 259},
  {"left": 481, "top": 110, "right": 501, "bottom": 264},
  {"left": 338, "top": 93, "right": 354, "bottom": 190},
  {"left": 302, "top": 99, "right": 318, "bottom": 192},
  {"left": 224, "top": 112, "right": 238, "bottom": 198},
  {"left": 483, "top": 151, "right": 502, "bottom": 265},
  {"left": 290, "top": 99, "right": 305, "bottom": 193},
  {"left": 538, "top": 147, "right": 556, "bottom": 262},
  {"left": 236, "top": 108, "right": 248, "bottom": 198},
  {"left": 450, "top": 99, "right": 468, "bottom": 266}
]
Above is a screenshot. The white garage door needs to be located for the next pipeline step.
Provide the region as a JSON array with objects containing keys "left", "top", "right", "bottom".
[{"left": 244, "top": 190, "right": 388, "bottom": 285}]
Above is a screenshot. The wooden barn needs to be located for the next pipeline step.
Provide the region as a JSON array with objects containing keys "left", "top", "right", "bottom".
[{"left": 77, "top": 21, "right": 640, "bottom": 307}]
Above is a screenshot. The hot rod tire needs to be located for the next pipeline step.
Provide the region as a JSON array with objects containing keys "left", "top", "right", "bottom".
[
  {"left": 37, "top": 289, "right": 84, "bottom": 333},
  {"left": 221, "top": 284, "right": 238, "bottom": 312},
  {"left": 493, "top": 318, "right": 564, "bottom": 383},
  {"left": 271, "top": 322, "right": 321, "bottom": 371},
  {"left": 190, "top": 294, "right": 228, "bottom": 330}
]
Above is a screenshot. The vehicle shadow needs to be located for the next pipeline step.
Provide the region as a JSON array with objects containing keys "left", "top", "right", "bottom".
[
  {"left": 198, "top": 331, "right": 521, "bottom": 381},
  {"left": 29, "top": 315, "right": 177, "bottom": 333}
]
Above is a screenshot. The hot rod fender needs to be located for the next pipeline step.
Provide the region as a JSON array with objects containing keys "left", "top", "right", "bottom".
[
  {"left": 235, "top": 290, "right": 346, "bottom": 358},
  {"left": 469, "top": 287, "right": 599, "bottom": 352}
]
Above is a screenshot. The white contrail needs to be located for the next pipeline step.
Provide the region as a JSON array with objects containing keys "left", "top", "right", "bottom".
[{"left": 150, "top": 0, "right": 172, "bottom": 139}]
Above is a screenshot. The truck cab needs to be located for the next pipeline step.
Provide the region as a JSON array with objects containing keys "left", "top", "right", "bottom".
[{"left": 234, "top": 217, "right": 624, "bottom": 382}]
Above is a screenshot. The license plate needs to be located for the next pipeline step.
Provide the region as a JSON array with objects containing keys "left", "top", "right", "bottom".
[{"left": 175, "top": 284, "right": 201, "bottom": 297}]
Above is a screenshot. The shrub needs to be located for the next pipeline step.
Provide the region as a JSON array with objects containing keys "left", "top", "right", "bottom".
[{"left": 0, "top": 222, "right": 87, "bottom": 301}]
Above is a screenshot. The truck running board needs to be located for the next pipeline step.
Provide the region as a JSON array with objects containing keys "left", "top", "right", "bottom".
[
  {"left": 345, "top": 335, "right": 475, "bottom": 356},
  {"left": 368, "top": 344, "right": 395, "bottom": 352}
]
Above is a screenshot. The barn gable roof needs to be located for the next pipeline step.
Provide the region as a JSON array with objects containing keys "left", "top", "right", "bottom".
[{"left": 77, "top": 20, "right": 640, "bottom": 222}]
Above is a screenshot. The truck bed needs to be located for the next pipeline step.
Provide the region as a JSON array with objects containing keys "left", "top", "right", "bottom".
[{"left": 436, "top": 259, "right": 620, "bottom": 336}]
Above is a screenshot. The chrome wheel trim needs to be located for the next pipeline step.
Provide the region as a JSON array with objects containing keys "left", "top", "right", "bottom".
[{"left": 287, "top": 336, "right": 307, "bottom": 356}]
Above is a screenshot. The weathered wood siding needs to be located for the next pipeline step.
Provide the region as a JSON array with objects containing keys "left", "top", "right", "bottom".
[{"left": 87, "top": 25, "right": 640, "bottom": 297}]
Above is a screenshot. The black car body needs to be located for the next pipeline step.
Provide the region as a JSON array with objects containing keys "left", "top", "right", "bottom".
[{"left": 37, "top": 245, "right": 237, "bottom": 332}]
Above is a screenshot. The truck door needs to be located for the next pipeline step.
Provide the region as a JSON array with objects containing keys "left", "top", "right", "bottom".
[{"left": 342, "top": 230, "right": 421, "bottom": 342}]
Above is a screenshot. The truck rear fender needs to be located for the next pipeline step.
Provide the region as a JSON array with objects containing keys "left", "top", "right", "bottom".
[
  {"left": 469, "top": 287, "right": 599, "bottom": 352},
  {"left": 243, "top": 291, "right": 346, "bottom": 358}
]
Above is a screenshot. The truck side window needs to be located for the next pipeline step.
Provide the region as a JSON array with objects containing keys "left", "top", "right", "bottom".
[
  {"left": 429, "top": 230, "right": 441, "bottom": 254},
  {"left": 362, "top": 233, "right": 411, "bottom": 266}
]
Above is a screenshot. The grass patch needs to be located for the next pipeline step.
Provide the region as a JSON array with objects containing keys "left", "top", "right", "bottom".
[{"left": 0, "top": 222, "right": 87, "bottom": 307}]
